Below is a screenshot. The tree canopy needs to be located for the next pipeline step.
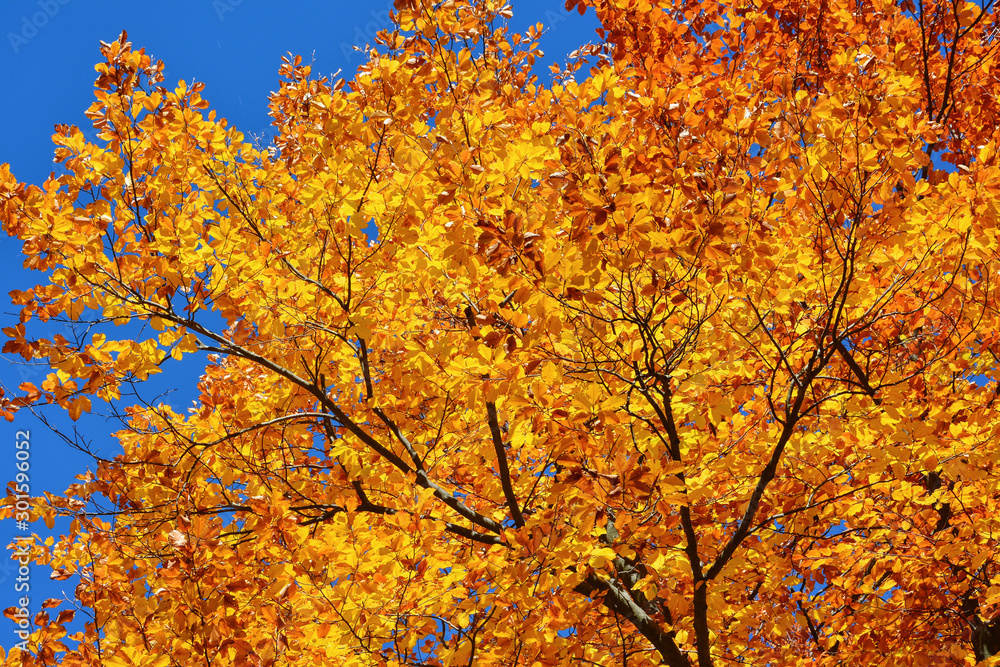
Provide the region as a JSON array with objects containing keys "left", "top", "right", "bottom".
[{"left": 3, "top": 0, "right": 1000, "bottom": 664}]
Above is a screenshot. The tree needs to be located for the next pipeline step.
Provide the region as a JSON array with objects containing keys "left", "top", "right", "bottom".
[{"left": 2, "top": 0, "right": 1000, "bottom": 664}]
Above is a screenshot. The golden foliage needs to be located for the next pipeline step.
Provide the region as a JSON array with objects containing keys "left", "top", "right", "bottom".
[{"left": 3, "top": 0, "right": 1000, "bottom": 664}]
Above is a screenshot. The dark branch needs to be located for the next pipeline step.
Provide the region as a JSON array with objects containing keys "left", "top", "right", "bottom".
[{"left": 486, "top": 401, "right": 525, "bottom": 528}]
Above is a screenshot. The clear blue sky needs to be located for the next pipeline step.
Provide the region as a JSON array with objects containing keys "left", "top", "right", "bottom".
[{"left": 0, "top": 0, "right": 599, "bottom": 651}]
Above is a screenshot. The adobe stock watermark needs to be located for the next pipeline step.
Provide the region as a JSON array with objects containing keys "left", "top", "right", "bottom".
[
  {"left": 11, "top": 429, "right": 31, "bottom": 652},
  {"left": 340, "top": 1, "right": 395, "bottom": 61},
  {"left": 213, "top": 0, "right": 243, "bottom": 21},
  {"left": 7, "top": 0, "right": 71, "bottom": 54}
]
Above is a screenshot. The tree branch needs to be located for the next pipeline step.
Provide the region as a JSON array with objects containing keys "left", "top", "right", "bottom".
[
  {"left": 834, "top": 339, "right": 880, "bottom": 403},
  {"left": 486, "top": 401, "right": 525, "bottom": 528},
  {"left": 575, "top": 572, "right": 691, "bottom": 667}
]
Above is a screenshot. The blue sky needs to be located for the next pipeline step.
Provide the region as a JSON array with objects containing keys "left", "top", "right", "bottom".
[{"left": 0, "top": 0, "right": 599, "bottom": 651}]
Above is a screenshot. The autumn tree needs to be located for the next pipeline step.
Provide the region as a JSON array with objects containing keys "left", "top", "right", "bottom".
[{"left": 3, "top": 0, "right": 1000, "bottom": 664}]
